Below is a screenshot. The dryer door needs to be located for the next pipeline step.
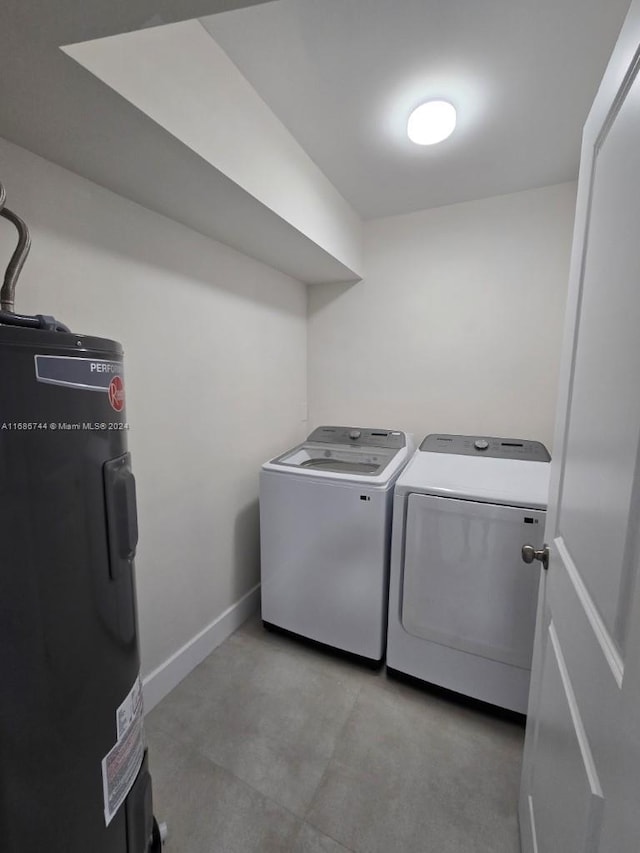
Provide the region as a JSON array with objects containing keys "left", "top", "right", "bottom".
[{"left": 402, "top": 493, "right": 545, "bottom": 669}]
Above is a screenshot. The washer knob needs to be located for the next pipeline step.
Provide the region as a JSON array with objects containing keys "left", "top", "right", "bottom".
[
  {"left": 474, "top": 439, "right": 489, "bottom": 451},
  {"left": 349, "top": 429, "right": 361, "bottom": 440}
]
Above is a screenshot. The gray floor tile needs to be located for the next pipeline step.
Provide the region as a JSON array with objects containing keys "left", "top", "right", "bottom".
[
  {"left": 147, "top": 729, "right": 300, "bottom": 853},
  {"left": 146, "top": 617, "right": 525, "bottom": 853},
  {"left": 291, "top": 822, "right": 353, "bottom": 853},
  {"left": 234, "top": 615, "right": 384, "bottom": 688},
  {"left": 146, "top": 626, "right": 361, "bottom": 817},
  {"left": 305, "top": 680, "right": 524, "bottom": 853}
]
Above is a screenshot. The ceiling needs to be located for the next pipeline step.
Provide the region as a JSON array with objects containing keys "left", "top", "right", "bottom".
[
  {"left": 0, "top": 0, "right": 633, "bottom": 284},
  {"left": 0, "top": 1, "right": 270, "bottom": 188},
  {"left": 1, "top": 0, "right": 368, "bottom": 284},
  {"left": 202, "top": 0, "right": 632, "bottom": 219}
]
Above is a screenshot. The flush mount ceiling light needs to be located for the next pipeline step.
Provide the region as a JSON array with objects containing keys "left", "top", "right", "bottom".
[{"left": 407, "top": 100, "right": 457, "bottom": 145}]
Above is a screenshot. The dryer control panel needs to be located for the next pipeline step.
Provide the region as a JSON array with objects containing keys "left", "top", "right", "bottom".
[
  {"left": 309, "top": 426, "right": 406, "bottom": 449},
  {"left": 420, "top": 433, "right": 550, "bottom": 461}
]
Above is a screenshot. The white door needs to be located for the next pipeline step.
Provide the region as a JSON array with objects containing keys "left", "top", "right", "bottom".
[{"left": 520, "top": 3, "right": 640, "bottom": 852}]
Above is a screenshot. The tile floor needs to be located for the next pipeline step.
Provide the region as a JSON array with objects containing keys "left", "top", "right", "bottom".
[{"left": 146, "top": 616, "right": 525, "bottom": 853}]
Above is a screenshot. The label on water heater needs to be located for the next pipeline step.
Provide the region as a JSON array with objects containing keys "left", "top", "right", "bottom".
[
  {"left": 115, "top": 674, "right": 143, "bottom": 740},
  {"left": 107, "top": 375, "right": 125, "bottom": 413},
  {"left": 101, "top": 675, "right": 145, "bottom": 826},
  {"left": 34, "top": 355, "right": 124, "bottom": 395}
]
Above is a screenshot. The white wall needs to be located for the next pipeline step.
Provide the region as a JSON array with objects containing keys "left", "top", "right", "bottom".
[
  {"left": 0, "top": 137, "right": 307, "bottom": 698},
  {"left": 308, "top": 182, "right": 577, "bottom": 451}
]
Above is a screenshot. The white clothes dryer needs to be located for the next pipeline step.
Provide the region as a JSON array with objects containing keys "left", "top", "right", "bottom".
[
  {"left": 387, "top": 433, "right": 550, "bottom": 712},
  {"left": 260, "top": 426, "right": 413, "bottom": 663}
]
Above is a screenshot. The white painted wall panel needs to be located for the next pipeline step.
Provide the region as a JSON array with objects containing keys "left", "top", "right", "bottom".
[
  {"left": 308, "top": 183, "right": 576, "bottom": 451},
  {"left": 0, "top": 137, "right": 307, "bottom": 680}
]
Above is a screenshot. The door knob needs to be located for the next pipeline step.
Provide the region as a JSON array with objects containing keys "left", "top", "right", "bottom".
[{"left": 522, "top": 543, "right": 550, "bottom": 571}]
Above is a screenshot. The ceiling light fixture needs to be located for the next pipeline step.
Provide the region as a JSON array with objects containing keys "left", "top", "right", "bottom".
[{"left": 407, "top": 100, "right": 456, "bottom": 145}]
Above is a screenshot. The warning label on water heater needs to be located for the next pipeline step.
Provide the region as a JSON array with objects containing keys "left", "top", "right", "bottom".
[
  {"left": 116, "top": 675, "right": 143, "bottom": 740},
  {"left": 102, "top": 675, "right": 145, "bottom": 826}
]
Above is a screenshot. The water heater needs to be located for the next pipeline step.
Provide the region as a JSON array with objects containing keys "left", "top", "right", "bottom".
[{"left": 0, "top": 185, "right": 163, "bottom": 851}]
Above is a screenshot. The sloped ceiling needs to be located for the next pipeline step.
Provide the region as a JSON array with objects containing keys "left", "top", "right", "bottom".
[{"left": 1, "top": 1, "right": 362, "bottom": 284}]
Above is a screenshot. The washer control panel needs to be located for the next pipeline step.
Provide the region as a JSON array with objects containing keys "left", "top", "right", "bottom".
[
  {"left": 308, "top": 426, "right": 406, "bottom": 449},
  {"left": 420, "top": 433, "right": 550, "bottom": 461}
]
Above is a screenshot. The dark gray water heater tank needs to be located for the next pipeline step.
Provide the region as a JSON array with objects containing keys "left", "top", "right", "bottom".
[{"left": 0, "top": 324, "right": 159, "bottom": 852}]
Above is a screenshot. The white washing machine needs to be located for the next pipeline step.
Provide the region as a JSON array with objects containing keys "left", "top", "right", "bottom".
[
  {"left": 387, "top": 433, "right": 550, "bottom": 713},
  {"left": 260, "top": 425, "right": 413, "bottom": 663}
]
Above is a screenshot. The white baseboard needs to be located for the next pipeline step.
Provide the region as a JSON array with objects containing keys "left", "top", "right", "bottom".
[{"left": 142, "top": 583, "right": 261, "bottom": 713}]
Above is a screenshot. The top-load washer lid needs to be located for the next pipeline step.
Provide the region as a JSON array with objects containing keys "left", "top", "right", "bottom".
[
  {"left": 274, "top": 443, "right": 397, "bottom": 476},
  {"left": 395, "top": 433, "right": 551, "bottom": 508},
  {"left": 263, "top": 426, "right": 412, "bottom": 486}
]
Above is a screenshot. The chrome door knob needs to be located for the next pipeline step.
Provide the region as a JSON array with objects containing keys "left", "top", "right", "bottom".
[{"left": 522, "top": 543, "right": 550, "bottom": 571}]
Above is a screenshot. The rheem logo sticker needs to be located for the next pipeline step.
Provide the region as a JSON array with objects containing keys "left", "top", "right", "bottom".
[{"left": 108, "top": 376, "right": 125, "bottom": 413}]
